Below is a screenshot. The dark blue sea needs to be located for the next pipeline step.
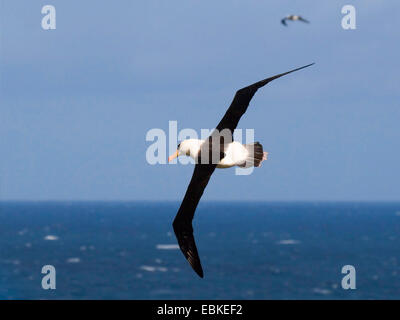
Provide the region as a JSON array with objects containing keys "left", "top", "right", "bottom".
[{"left": 0, "top": 201, "right": 399, "bottom": 300}]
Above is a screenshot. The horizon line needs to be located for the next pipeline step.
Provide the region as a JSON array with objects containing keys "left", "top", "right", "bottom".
[{"left": 1, "top": 199, "right": 400, "bottom": 204}]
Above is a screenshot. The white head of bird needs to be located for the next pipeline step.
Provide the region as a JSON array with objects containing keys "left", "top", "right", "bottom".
[{"left": 168, "top": 139, "right": 203, "bottom": 162}]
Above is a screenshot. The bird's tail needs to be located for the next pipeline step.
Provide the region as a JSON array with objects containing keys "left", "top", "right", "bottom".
[{"left": 239, "top": 142, "right": 268, "bottom": 168}]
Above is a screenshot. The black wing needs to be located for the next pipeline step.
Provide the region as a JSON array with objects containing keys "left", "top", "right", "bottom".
[
  {"left": 281, "top": 18, "right": 287, "bottom": 26},
  {"left": 299, "top": 17, "right": 310, "bottom": 23},
  {"left": 173, "top": 162, "right": 216, "bottom": 278},
  {"left": 215, "top": 63, "right": 315, "bottom": 134}
]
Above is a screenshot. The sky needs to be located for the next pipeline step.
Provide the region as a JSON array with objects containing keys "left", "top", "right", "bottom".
[{"left": 0, "top": 0, "right": 399, "bottom": 201}]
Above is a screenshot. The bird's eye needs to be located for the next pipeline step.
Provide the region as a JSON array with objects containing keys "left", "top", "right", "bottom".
[{"left": 177, "top": 143, "right": 181, "bottom": 149}]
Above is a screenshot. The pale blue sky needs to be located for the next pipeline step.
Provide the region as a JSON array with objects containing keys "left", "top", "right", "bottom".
[{"left": 1, "top": 1, "right": 399, "bottom": 201}]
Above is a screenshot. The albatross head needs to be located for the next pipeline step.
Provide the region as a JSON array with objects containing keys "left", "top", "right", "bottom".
[{"left": 168, "top": 139, "right": 203, "bottom": 162}]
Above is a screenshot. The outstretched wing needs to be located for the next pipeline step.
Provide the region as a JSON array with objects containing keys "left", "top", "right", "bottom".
[
  {"left": 299, "top": 17, "right": 310, "bottom": 23},
  {"left": 215, "top": 63, "right": 315, "bottom": 134},
  {"left": 281, "top": 18, "right": 287, "bottom": 26},
  {"left": 173, "top": 162, "right": 217, "bottom": 278}
]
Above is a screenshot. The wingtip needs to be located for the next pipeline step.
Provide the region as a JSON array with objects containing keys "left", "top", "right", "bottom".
[
  {"left": 299, "top": 62, "right": 315, "bottom": 69},
  {"left": 280, "top": 62, "right": 315, "bottom": 75},
  {"left": 173, "top": 219, "right": 205, "bottom": 279},
  {"left": 256, "top": 62, "right": 315, "bottom": 88},
  {"left": 193, "top": 261, "right": 204, "bottom": 278}
]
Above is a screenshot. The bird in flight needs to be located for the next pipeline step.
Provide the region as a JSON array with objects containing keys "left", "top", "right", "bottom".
[
  {"left": 169, "top": 63, "right": 314, "bottom": 278},
  {"left": 281, "top": 15, "right": 310, "bottom": 26}
]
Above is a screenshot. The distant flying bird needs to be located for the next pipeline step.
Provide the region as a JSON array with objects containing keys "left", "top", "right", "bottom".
[
  {"left": 281, "top": 15, "right": 310, "bottom": 26},
  {"left": 169, "top": 63, "right": 314, "bottom": 278}
]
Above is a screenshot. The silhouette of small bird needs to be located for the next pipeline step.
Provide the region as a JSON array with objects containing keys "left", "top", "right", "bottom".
[{"left": 281, "top": 15, "right": 310, "bottom": 26}]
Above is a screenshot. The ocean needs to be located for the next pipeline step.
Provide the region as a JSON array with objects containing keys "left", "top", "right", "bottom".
[{"left": 0, "top": 201, "right": 399, "bottom": 300}]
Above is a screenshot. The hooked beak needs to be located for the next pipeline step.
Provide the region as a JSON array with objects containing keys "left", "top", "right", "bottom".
[{"left": 168, "top": 150, "right": 179, "bottom": 162}]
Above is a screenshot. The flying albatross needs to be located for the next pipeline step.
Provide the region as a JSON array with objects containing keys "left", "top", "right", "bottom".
[
  {"left": 281, "top": 15, "right": 310, "bottom": 26},
  {"left": 169, "top": 63, "right": 314, "bottom": 278}
]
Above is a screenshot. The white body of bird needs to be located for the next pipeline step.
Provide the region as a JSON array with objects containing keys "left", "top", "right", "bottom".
[{"left": 173, "top": 139, "right": 266, "bottom": 168}]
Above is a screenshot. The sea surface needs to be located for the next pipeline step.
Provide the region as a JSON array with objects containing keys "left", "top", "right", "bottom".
[{"left": 0, "top": 201, "right": 399, "bottom": 300}]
